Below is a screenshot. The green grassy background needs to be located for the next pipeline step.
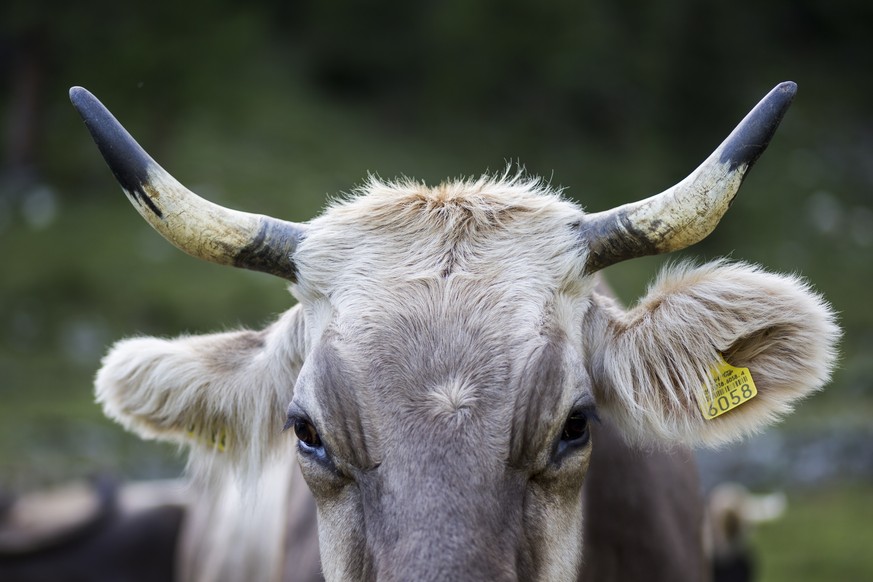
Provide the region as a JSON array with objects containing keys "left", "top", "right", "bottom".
[{"left": 754, "top": 485, "right": 873, "bottom": 582}]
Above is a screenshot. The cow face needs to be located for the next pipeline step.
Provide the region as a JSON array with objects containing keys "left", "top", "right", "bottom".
[
  {"left": 288, "top": 180, "right": 599, "bottom": 579},
  {"left": 72, "top": 83, "right": 839, "bottom": 582}
]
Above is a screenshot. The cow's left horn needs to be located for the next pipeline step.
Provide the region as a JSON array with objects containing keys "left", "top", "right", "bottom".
[
  {"left": 582, "top": 81, "right": 796, "bottom": 273},
  {"left": 70, "top": 87, "right": 305, "bottom": 281}
]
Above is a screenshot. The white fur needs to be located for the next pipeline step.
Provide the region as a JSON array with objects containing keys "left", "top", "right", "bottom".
[
  {"left": 586, "top": 260, "right": 840, "bottom": 447},
  {"left": 95, "top": 305, "right": 305, "bottom": 483},
  {"left": 176, "top": 462, "right": 294, "bottom": 582}
]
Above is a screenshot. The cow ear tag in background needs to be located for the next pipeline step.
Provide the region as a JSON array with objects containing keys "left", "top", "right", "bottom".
[
  {"left": 186, "top": 423, "right": 229, "bottom": 452},
  {"left": 696, "top": 355, "right": 758, "bottom": 420}
]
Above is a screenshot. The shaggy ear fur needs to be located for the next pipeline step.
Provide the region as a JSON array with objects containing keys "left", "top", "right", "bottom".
[
  {"left": 586, "top": 261, "right": 840, "bottom": 447},
  {"left": 95, "top": 305, "right": 307, "bottom": 473}
]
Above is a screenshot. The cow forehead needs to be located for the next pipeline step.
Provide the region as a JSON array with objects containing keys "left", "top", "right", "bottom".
[
  {"left": 292, "top": 175, "right": 590, "bottom": 308},
  {"left": 289, "top": 176, "right": 597, "bottom": 466},
  {"left": 299, "top": 318, "right": 587, "bottom": 470}
]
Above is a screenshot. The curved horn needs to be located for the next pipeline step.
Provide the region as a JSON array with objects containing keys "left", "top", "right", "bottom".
[
  {"left": 69, "top": 87, "right": 305, "bottom": 281},
  {"left": 582, "top": 81, "right": 797, "bottom": 273}
]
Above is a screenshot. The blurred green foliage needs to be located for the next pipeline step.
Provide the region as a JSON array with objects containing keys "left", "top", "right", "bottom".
[
  {"left": 0, "top": 0, "right": 870, "bottom": 502},
  {"left": 754, "top": 484, "right": 873, "bottom": 581}
]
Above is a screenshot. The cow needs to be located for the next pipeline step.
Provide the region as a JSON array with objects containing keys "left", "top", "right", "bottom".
[
  {"left": 704, "top": 482, "right": 788, "bottom": 582},
  {"left": 69, "top": 81, "right": 839, "bottom": 582},
  {"left": 0, "top": 477, "right": 186, "bottom": 582}
]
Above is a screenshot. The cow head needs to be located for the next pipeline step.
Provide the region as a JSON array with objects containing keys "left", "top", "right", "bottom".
[{"left": 71, "top": 83, "right": 838, "bottom": 581}]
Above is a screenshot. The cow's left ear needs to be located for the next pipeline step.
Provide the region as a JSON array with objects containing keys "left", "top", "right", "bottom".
[{"left": 585, "top": 261, "right": 840, "bottom": 447}]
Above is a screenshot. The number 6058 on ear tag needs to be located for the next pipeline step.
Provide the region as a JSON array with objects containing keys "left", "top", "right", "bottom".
[{"left": 696, "top": 355, "right": 758, "bottom": 420}]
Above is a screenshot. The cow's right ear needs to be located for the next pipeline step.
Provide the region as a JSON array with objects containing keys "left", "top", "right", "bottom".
[{"left": 95, "top": 305, "right": 307, "bottom": 469}]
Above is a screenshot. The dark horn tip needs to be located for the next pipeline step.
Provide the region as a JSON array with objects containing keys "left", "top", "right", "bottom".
[
  {"left": 69, "top": 86, "right": 88, "bottom": 102},
  {"left": 776, "top": 80, "right": 798, "bottom": 95},
  {"left": 69, "top": 86, "right": 157, "bottom": 206},
  {"left": 719, "top": 81, "right": 797, "bottom": 172}
]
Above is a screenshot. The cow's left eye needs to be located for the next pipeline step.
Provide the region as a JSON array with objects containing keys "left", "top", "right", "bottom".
[{"left": 554, "top": 406, "right": 596, "bottom": 460}]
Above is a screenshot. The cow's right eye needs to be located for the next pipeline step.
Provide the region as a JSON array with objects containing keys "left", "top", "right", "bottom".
[{"left": 293, "top": 418, "right": 322, "bottom": 450}]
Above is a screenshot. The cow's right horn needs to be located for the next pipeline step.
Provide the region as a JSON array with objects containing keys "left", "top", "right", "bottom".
[
  {"left": 581, "top": 82, "right": 796, "bottom": 273},
  {"left": 70, "top": 87, "right": 305, "bottom": 282}
]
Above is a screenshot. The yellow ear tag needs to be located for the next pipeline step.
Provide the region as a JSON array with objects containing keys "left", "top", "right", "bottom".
[
  {"left": 696, "top": 355, "right": 758, "bottom": 420},
  {"left": 186, "top": 424, "right": 229, "bottom": 452}
]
